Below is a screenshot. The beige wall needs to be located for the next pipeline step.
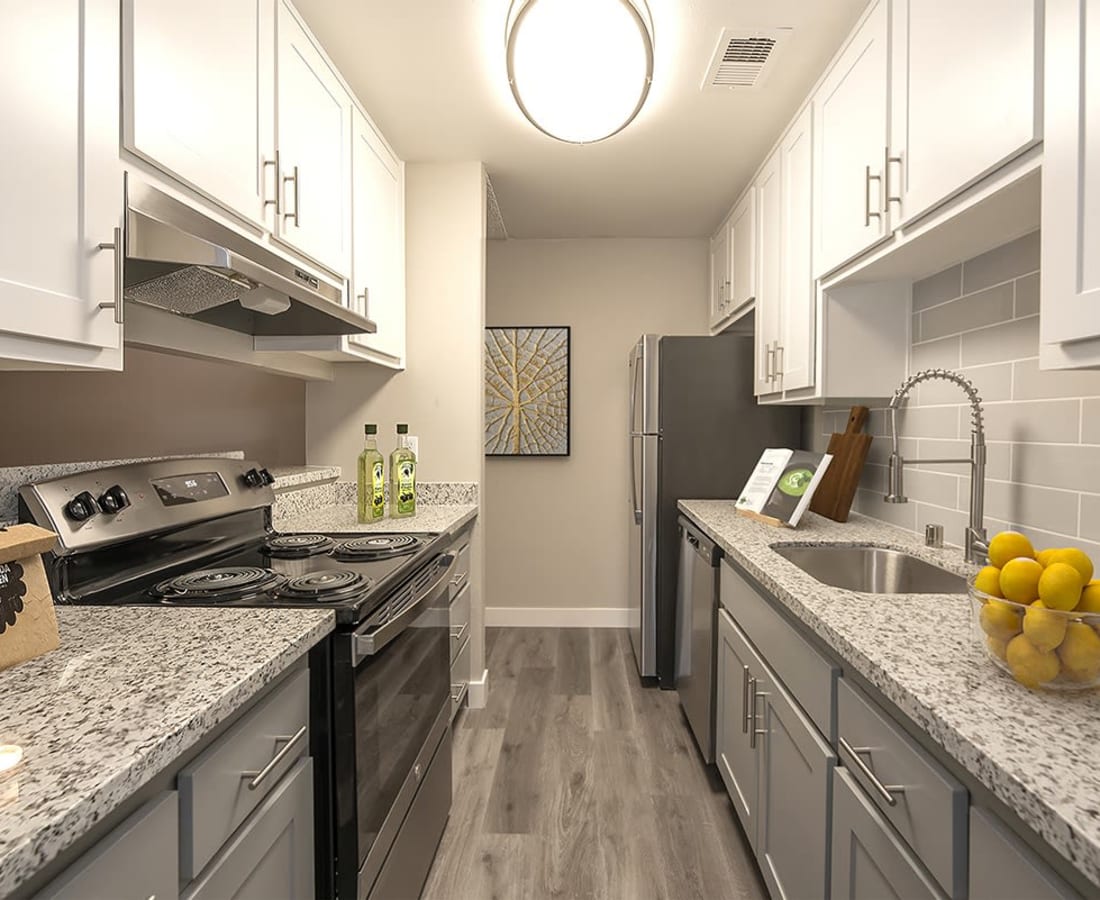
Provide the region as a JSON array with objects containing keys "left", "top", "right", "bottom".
[
  {"left": 306, "top": 161, "right": 487, "bottom": 675},
  {"left": 485, "top": 238, "right": 708, "bottom": 622},
  {"left": 0, "top": 347, "right": 305, "bottom": 466}
]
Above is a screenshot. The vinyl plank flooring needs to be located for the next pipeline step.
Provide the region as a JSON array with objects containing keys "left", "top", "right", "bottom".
[{"left": 424, "top": 627, "right": 767, "bottom": 900}]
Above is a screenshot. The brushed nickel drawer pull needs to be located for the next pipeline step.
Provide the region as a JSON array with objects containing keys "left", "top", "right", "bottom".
[
  {"left": 741, "top": 665, "right": 751, "bottom": 734},
  {"left": 749, "top": 680, "right": 768, "bottom": 749},
  {"left": 865, "top": 166, "right": 883, "bottom": 226},
  {"left": 451, "top": 621, "right": 469, "bottom": 644},
  {"left": 839, "top": 736, "right": 905, "bottom": 807},
  {"left": 97, "top": 227, "right": 124, "bottom": 325},
  {"left": 262, "top": 151, "right": 281, "bottom": 214},
  {"left": 242, "top": 724, "right": 307, "bottom": 791},
  {"left": 283, "top": 165, "right": 300, "bottom": 227}
]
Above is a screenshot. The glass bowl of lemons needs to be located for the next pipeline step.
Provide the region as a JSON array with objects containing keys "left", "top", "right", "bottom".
[{"left": 970, "top": 531, "right": 1100, "bottom": 690}]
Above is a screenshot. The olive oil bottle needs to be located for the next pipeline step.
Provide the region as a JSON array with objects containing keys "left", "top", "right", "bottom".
[
  {"left": 357, "top": 424, "right": 385, "bottom": 523},
  {"left": 389, "top": 423, "right": 416, "bottom": 519}
]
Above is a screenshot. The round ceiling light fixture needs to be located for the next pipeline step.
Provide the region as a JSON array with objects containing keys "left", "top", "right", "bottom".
[{"left": 506, "top": 0, "right": 654, "bottom": 144}]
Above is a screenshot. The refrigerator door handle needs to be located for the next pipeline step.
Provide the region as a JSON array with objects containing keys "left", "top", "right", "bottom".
[
  {"left": 630, "top": 435, "right": 642, "bottom": 522},
  {"left": 629, "top": 345, "right": 643, "bottom": 435}
]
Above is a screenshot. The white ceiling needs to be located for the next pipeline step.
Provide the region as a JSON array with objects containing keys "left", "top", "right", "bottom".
[{"left": 292, "top": 0, "right": 867, "bottom": 238}]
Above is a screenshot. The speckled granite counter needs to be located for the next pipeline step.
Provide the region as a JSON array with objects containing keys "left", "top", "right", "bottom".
[
  {"left": 0, "top": 606, "right": 334, "bottom": 897},
  {"left": 276, "top": 502, "right": 477, "bottom": 537},
  {"left": 679, "top": 500, "right": 1100, "bottom": 889}
]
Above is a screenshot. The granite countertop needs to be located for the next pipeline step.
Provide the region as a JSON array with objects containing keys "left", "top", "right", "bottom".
[
  {"left": 679, "top": 500, "right": 1100, "bottom": 889},
  {"left": 269, "top": 465, "right": 340, "bottom": 491},
  {"left": 0, "top": 606, "right": 334, "bottom": 897},
  {"left": 276, "top": 503, "right": 478, "bottom": 537}
]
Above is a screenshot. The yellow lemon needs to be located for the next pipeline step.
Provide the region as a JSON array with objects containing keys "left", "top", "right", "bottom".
[
  {"left": 974, "top": 565, "right": 1003, "bottom": 598},
  {"left": 979, "top": 599, "right": 1022, "bottom": 642},
  {"left": 1005, "top": 634, "right": 1061, "bottom": 689},
  {"left": 999, "top": 557, "right": 1043, "bottom": 603},
  {"left": 1036, "top": 548, "right": 1060, "bottom": 568},
  {"left": 1038, "top": 562, "right": 1084, "bottom": 611},
  {"left": 1077, "top": 581, "right": 1100, "bottom": 614},
  {"left": 988, "top": 531, "right": 1035, "bottom": 569},
  {"left": 1047, "top": 548, "right": 1094, "bottom": 584},
  {"left": 1022, "top": 600, "right": 1068, "bottom": 652},
  {"left": 986, "top": 635, "right": 1009, "bottom": 661},
  {"left": 1058, "top": 622, "right": 1100, "bottom": 682}
]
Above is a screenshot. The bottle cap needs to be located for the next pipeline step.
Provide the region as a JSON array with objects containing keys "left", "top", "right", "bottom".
[
  {"left": 364, "top": 424, "right": 377, "bottom": 435},
  {"left": 396, "top": 423, "right": 409, "bottom": 434}
]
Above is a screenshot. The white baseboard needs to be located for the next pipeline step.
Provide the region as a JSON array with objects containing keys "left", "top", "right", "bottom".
[
  {"left": 467, "top": 667, "right": 489, "bottom": 708},
  {"left": 484, "top": 607, "right": 631, "bottom": 628}
]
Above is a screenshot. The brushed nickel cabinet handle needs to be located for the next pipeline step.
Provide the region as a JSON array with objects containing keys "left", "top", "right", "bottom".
[
  {"left": 96, "top": 227, "right": 124, "bottom": 325},
  {"left": 774, "top": 344, "right": 784, "bottom": 379},
  {"left": 242, "top": 724, "right": 307, "bottom": 791},
  {"left": 262, "top": 151, "right": 281, "bottom": 215},
  {"left": 766, "top": 344, "right": 776, "bottom": 382},
  {"left": 865, "top": 166, "right": 883, "bottom": 226},
  {"left": 283, "top": 165, "right": 300, "bottom": 226},
  {"left": 450, "top": 621, "right": 469, "bottom": 644},
  {"left": 839, "top": 736, "right": 905, "bottom": 807},
  {"left": 741, "top": 665, "right": 751, "bottom": 733},
  {"left": 884, "top": 147, "right": 903, "bottom": 210},
  {"left": 749, "top": 679, "right": 768, "bottom": 749},
  {"left": 356, "top": 286, "right": 369, "bottom": 317}
]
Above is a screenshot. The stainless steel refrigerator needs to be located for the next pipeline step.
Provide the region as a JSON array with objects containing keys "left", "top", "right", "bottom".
[{"left": 628, "top": 332, "right": 801, "bottom": 688}]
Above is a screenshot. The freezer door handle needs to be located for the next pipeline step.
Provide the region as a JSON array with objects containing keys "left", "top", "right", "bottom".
[{"left": 630, "top": 435, "right": 641, "bottom": 520}]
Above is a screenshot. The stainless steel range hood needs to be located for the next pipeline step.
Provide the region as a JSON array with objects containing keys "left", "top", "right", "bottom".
[{"left": 123, "top": 177, "right": 377, "bottom": 337}]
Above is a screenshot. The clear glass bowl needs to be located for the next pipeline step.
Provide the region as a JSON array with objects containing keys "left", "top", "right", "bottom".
[{"left": 968, "top": 574, "right": 1100, "bottom": 691}]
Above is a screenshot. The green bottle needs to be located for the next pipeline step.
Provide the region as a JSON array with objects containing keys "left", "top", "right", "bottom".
[
  {"left": 357, "top": 424, "right": 385, "bottom": 523},
  {"left": 389, "top": 423, "right": 416, "bottom": 519}
]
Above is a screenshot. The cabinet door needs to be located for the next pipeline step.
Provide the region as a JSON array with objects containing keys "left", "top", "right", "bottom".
[
  {"left": 831, "top": 768, "right": 946, "bottom": 900},
  {"left": 1040, "top": 0, "right": 1100, "bottom": 345},
  {"left": 891, "top": 0, "right": 1040, "bottom": 226},
  {"left": 349, "top": 109, "right": 405, "bottom": 364},
  {"left": 969, "top": 806, "right": 1080, "bottom": 900},
  {"left": 183, "top": 758, "right": 315, "bottom": 900},
  {"left": 715, "top": 609, "right": 763, "bottom": 849},
  {"left": 756, "top": 676, "right": 836, "bottom": 900},
  {"left": 709, "top": 226, "right": 731, "bottom": 326},
  {"left": 35, "top": 792, "right": 178, "bottom": 900},
  {"left": 124, "top": 0, "right": 274, "bottom": 226},
  {"left": 729, "top": 190, "right": 757, "bottom": 312},
  {"left": 754, "top": 152, "right": 782, "bottom": 397},
  {"left": 778, "top": 106, "right": 815, "bottom": 393},
  {"left": 275, "top": 0, "right": 352, "bottom": 276},
  {"left": 0, "top": 0, "right": 123, "bottom": 369},
  {"left": 813, "top": 0, "right": 890, "bottom": 278}
]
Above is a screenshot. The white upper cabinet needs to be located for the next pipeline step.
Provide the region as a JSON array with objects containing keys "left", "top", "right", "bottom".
[
  {"left": 124, "top": 0, "right": 275, "bottom": 228},
  {"left": 274, "top": 0, "right": 352, "bottom": 277},
  {"left": 778, "top": 106, "right": 815, "bottom": 393},
  {"left": 754, "top": 151, "right": 782, "bottom": 397},
  {"left": 729, "top": 189, "right": 757, "bottom": 313},
  {"left": 1040, "top": 0, "right": 1100, "bottom": 347},
  {"left": 709, "top": 223, "right": 731, "bottom": 328},
  {"left": 0, "top": 0, "right": 123, "bottom": 369},
  {"left": 813, "top": 0, "right": 890, "bottom": 278},
  {"left": 349, "top": 110, "right": 406, "bottom": 366},
  {"left": 890, "top": 0, "right": 1041, "bottom": 227}
]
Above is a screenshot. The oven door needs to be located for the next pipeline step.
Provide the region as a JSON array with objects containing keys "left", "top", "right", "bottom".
[{"left": 332, "top": 552, "right": 455, "bottom": 900}]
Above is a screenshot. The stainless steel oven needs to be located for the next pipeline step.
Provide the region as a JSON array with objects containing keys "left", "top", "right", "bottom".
[{"left": 332, "top": 551, "right": 456, "bottom": 900}]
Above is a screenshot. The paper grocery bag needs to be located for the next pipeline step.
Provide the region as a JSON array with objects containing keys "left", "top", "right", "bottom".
[{"left": 0, "top": 524, "right": 60, "bottom": 670}]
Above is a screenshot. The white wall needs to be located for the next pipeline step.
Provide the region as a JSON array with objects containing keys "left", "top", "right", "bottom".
[
  {"left": 306, "top": 161, "right": 487, "bottom": 679},
  {"left": 485, "top": 238, "right": 708, "bottom": 626}
]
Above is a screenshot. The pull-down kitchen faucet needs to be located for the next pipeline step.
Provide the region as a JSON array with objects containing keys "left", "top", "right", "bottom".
[{"left": 884, "top": 368, "right": 989, "bottom": 565}]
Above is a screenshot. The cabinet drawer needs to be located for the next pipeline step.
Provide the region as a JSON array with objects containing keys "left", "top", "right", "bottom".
[
  {"left": 720, "top": 561, "right": 838, "bottom": 740},
  {"left": 969, "top": 806, "right": 1080, "bottom": 900},
  {"left": 450, "top": 636, "right": 470, "bottom": 720},
  {"left": 837, "top": 678, "right": 966, "bottom": 897},
  {"left": 182, "top": 757, "right": 315, "bottom": 900},
  {"left": 449, "top": 581, "right": 470, "bottom": 663},
  {"left": 449, "top": 541, "right": 471, "bottom": 601},
  {"left": 179, "top": 668, "right": 309, "bottom": 880},
  {"left": 35, "top": 792, "right": 178, "bottom": 900}
]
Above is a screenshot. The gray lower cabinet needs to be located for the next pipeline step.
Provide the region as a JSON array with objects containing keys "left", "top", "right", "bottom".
[
  {"left": 969, "top": 807, "right": 1080, "bottom": 900},
  {"left": 182, "top": 757, "right": 315, "bottom": 900},
  {"left": 831, "top": 767, "right": 947, "bottom": 900},
  {"left": 35, "top": 791, "right": 179, "bottom": 900},
  {"left": 716, "top": 607, "right": 834, "bottom": 897}
]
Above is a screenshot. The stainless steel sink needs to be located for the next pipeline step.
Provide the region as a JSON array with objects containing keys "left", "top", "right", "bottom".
[{"left": 771, "top": 544, "right": 967, "bottom": 594}]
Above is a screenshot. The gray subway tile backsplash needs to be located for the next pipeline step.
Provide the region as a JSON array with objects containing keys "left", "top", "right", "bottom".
[{"left": 821, "top": 230, "right": 1100, "bottom": 550}]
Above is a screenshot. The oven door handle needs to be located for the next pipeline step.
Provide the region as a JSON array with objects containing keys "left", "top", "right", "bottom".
[{"left": 350, "top": 552, "right": 457, "bottom": 664}]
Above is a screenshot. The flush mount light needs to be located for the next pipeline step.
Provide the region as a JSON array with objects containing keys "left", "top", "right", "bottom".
[{"left": 506, "top": 0, "right": 654, "bottom": 144}]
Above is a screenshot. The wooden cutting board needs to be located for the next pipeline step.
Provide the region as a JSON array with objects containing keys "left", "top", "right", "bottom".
[{"left": 809, "top": 406, "right": 872, "bottom": 523}]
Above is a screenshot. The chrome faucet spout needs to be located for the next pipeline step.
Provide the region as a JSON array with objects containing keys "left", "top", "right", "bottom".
[{"left": 883, "top": 368, "right": 988, "bottom": 564}]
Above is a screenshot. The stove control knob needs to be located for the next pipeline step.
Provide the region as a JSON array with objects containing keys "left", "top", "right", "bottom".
[
  {"left": 259, "top": 468, "right": 276, "bottom": 486},
  {"left": 98, "top": 485, "right": 131, "bottom": 514},
  {"left": 243, "top": 468, "right": 264, "bottom": 488},
  {"left": 65, "top": 491, "right": 99, "bottom": 522}
]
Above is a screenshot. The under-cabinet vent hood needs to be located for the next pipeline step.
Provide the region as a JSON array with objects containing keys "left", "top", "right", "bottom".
[
  {"left": 702, "top": 27, "right": 791, "bottom": 90},
  {"left": 122, "top": 177, "right": 376, "bottom": 338}
]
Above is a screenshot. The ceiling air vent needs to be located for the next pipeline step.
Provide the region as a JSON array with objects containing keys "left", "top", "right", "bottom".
[{"left": 703, "top": 28, "right": 792, "bottom": 90}]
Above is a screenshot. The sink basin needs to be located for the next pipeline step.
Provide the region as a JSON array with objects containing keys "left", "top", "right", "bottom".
[{"left": 771, "top": 544, "right": 967, "bottom": 594}]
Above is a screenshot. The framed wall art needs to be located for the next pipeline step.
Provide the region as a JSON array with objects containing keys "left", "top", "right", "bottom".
[{"left": 484, "top": 326, "right": 570, "bottom": 457}]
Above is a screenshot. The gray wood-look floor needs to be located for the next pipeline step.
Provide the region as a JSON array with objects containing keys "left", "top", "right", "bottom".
[{"left": 422, "top": 628, "right": 767, "bottom": 900}]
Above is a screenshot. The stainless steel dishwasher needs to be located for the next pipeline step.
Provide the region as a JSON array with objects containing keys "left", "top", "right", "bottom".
[{"left": 675, "top": 517, "right": 721, "bottom": 764}]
